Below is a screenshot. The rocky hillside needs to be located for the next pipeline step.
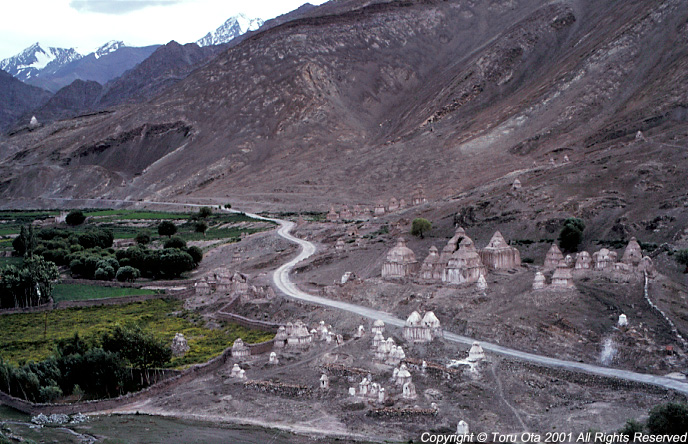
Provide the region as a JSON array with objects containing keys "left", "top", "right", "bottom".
[
  {"left": 0, "top": 69, "right": 52, "bottom": 130},
  {"left": 1, "top": 0, "right": 687, "bottom": 242}
]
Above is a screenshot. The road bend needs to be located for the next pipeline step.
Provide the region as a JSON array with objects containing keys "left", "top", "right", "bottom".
[{"left": 40, "top": 198, "right": 688, "bottom": 394}]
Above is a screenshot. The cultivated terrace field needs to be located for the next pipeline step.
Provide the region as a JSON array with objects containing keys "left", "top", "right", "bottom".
[{"left": 0, "top": 299, "right": 273, "bottom": 368}]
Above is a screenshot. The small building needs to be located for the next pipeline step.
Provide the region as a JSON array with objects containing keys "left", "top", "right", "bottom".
[
  {"left": 467, "top": 342, "right": 485, "bottom": 362},
  {"left": 420, "top": 246, "right": 443, "bottom": 281},
  {"left": 621, "top": 237, "right": 643, "bottom": 267},
  {"left": 381, "top": 238, "right": 418, "bottom": 280},
  {"left": 442, "top": 235, "right": 486, "bottom": 285},
  {"left": 232, "top": 338, "right": 251, "bottom": 358},
  {"left": 532, "top": 272, "right": 546, "bottom": 290},
  {"left": 512, "top": 178, "right": 522, "bottom": 190},
  {"left": 574, "top": 251, "right": 592, "bottom": 270},
  {"left": 171, "top": 333, "right": 189, "bottom": 357},
  {"left": 372, "top": 320, "right": 385, "bottom": 335},
  {"left": 593, "top": 248, "right": 617, "bottom": 270},
  {"left": 479, "top": 231, "right": 521, "bottom": 270},
  {"left": 544, "top": 244, "right": 565, "bottom": 270},
  {"left": 551, "top": 261, "right": 574, "bottom": 288},
  {"left": 326, "top": 207, "right": 339, "bottom": 221}
]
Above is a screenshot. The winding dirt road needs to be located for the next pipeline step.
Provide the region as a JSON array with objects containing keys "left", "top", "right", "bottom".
[{"left": 41, "top": 198, "right": 688, "bottom": 394}]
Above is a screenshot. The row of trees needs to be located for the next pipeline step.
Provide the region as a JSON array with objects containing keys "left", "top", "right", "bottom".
[
  {"left": 0, "top": 326, "right": 171, "bottom": 402},
  {"left": 0, "top": 256, "right": 59, "bottom": 309}
]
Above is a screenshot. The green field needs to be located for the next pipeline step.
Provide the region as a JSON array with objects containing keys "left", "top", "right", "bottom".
[
  {"left": 52, "top": 283, "right": 157, "bottom": 302},
  {"left": 0, "top": 257, "right": 23, "bottom": 267},
  {"left": 0, "top": 299, "right": 274, "bottom": 368}
]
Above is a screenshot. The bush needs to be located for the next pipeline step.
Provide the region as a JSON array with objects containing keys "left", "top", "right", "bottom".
[
  {"left": 559, "top": 218, "right": 585, "bottom": 253},
  {"left": 198, "top": 206, "right": 213, "bottom": 218},
  {"left": 164, "top": 236, "right": 186, "bottom": 249},
  {"left": 65, "top": 210, "right": 86, "bottom": 226},
  {"left": 675, "top": 249, "right": 688, "bottom": 273},
  {"left": 619, "top": 419, "right": 644, "bottom": 437},
  {"left": 647, "top": 403, "right": 688, "bottom": 435},
  {"left": 116, "top": 266, "right": 140, "bottom": 282},
  {"left": 187, "top": 246, "right": 203, "bottom": 264},
  {"left": 135, "top": 231, "right": 151, "bottom": 245},
  {"left": 411, "top": 218, "right": 432, "bottom": 238},
  {"left": 195, "top": 221, "right": 208, "bottom": 236},
  {"left": 158, "top": 221, "right": 177, "bottom": 238},
  {"left": 94, "top": 266, "right": 115, "bottom": 281}
]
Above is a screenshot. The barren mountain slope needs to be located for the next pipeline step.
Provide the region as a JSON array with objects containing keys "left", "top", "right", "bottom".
[{"left": 1, "top": 0, "right": 687, "bottom": 232}]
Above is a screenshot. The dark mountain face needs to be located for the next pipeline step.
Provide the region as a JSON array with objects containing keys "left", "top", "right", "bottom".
[
  {"left": 2, "top": 0, "right": 688, "bottom": 239},
  {"left": 25, "top": 80, "right": 103, "bottom": 123},
  {"left": 0, "top": 69, "right": 52, "bottom": 131},
  {"left": 98, "top": 41, "right": 226, "bottom": 107},
  {"left": 23, "top": 45, "right": 160, "bottom": 93}
]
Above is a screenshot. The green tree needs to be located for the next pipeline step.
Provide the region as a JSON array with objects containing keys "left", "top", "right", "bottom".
[
  {"left": 12, "top": 225, "right": 27, "bottom": 256},
  {"left": 65, "top": 210, "right": 86, "bottom": 226},
  {"left": 187, "top": 246, "right": 203, "bottom": 264},
  {"left": 0, "top": 256, "right": 60, "bottom": 308},
  {"left": 101, "top": 325, "right": 172, "bottom": 384},
  {"left": 559, "top": 217, "right": 585, "bottom": 253},
  {"left": 675, "top": 249, "right": 688, "bottom": 273},
  {"left": 157, "top": 221, "right": 177, "bottom": 238},
  {"left": 135, "top": 231, "right": 151, "bottom": 245},
  {"left": 198, "top": 206, "right": 213, "bottom": 218},
  {"left": 116, "top": 266, "right": 140, "bottom": 282},
  {"left": 647, "top": 403, "right": 688, "bottom": 435},
  {"left": 411, "top": 218, "right": 432, "bottom": 239},
  {"left": 163, "top": 236, "right": 187, "bottom": 249},
  {"left": 619, "top": 419, "right": 645, "bottom": 438},
  {"left": 195, "top": 221, "right": 208, "bottom": 237}
]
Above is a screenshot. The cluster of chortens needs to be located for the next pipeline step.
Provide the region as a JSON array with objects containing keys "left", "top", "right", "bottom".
[
  {"left": 402, "top": 311, "right": 443, "bottom": 343},
  {"left": 382, "top": 227, "right": 521, "bottom": 287},
  {"left": 325, "top": 186, "right": 428, "bottom": 222},
  {"left": 534, "top": 237, "right": 657, "bottom": 290}
]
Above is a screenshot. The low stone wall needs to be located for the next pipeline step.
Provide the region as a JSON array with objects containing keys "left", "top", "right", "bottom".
[
  {"left": 320, "top": 363, "right": 369, "bottom": 378},
  {"left": 367, "top": 407, "right": 438, "bottom": 418},
  {"left": 243, "top": 380, "right": 313, "bottom": 398},
  {"left": 215, "top": 301, "right": 281, "bottom": 333},
  {"left": 403, "top": 358, "right": 461, "bottom": 379},
  {"left": 248, "top": 340, "right": 276, "bottom": 355},
  {"left": 0, "top": 290, "right": 194, "bottom": 316}
]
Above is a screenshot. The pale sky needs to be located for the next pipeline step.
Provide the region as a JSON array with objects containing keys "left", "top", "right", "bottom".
[{"left": 0, "top": 0, "right": 328, "bottom": 60}]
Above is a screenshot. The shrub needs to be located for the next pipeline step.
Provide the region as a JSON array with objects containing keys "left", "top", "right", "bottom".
[
  {"left": 647, "top": 403, "right": 688, "bottom": 435},
  {"left": 675, "top": 249, "right": 688, "bottom": 273},
  {"left": 187, "top": 246, "right": 203, "bottom": 264},
  {"left": 559, "top": 218, "right": 585, "bottom": 253},
  {"left": 65, "top": 210, "right": 86, "bottom": 226},
  {"left": 135, "top": 231, "right": 151, "bottom": 245},
  {"left": 198, "top": 206, "right": 213, "bottom": 218},
  {"left": 94, "top": 266, "right": 115, "bottom": 281},
  {"left": 116, "top": 266, "right": 140, "bottom": 282},
  {"left": 158, "top": 221, "right": 177, "bottom": 238},
  {"left": 619, "top": 419, "right": 644, "bottom": 437},
  {"left": 164, "top": 236, "right": 187, "bottom": 249},
  {"left": 195, "top": 221, "right": 208, "bottom": 236},
  {"left": 411, "top": 218, "right": 432, "bottom": 238}
]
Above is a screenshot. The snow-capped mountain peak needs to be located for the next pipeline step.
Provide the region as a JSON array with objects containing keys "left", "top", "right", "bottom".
[
  {"left": 0, "top": 43, "right": 82, "bottom": 81},
  {"left": 196, "top": 13, "right": 264, "bottom": 47},
  {"left": 94, "top": 40, "right": 126, "bottom": 59}
]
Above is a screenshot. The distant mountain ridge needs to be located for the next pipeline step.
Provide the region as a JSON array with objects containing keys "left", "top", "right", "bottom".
[
  {"left": 0, "top": 43, "right": 82, "bottom": 82},
  {"left": 196, "top": 14, "right": 264, "bottom": 47}
]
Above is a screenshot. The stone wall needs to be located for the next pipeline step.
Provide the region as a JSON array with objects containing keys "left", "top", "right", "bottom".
[
  {"left": 216, "top": 299, "right": 281, "bottom": 333},
  {"left": 367, "top": 407, "right": 437, "bottom": 418},
  {"left": 0, "top": 291, "right": 194, "bottom": 316},
  {"left": 320, "top": 363, "right": 369, "bottom": 378},
  {"left": 243, "top": 380, "right": 313, "bottom": 397}
]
